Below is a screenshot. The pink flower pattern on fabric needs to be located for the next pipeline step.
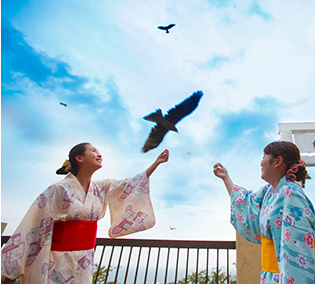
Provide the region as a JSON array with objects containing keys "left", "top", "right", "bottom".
[
  {"left": 304, "top": 233, "right": 314, "bottom": 248},
  {"left": 274, "top": 217, "right": 282, "bottom": 229},
  {"left": 235, "top": 198, "right": 244, "bottom": 205},
  {"left": 288, "top": 277, "right": 295, "bottom": 284},
  {"left": 233, "top": 186, "right": 240, "bottom": 192},
  {"left": 285, "top": 229, "right": 291, "bottom": 242},
  {"left": 285, "top": 187, "right": 292, "bottom": 198},
  {"left": 237, "top": 214, "right": 244, "bottom": 223},
  {"left": 254, "top": 233, "right": 261, "bottom": 240}
]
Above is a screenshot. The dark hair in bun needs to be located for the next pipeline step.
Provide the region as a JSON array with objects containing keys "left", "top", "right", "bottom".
[
  {"left": 56, "top": 142, "right": 90, "bottom": 175},
  {"left": 264, "top": 141, "right": 307, "bottom": 186}
]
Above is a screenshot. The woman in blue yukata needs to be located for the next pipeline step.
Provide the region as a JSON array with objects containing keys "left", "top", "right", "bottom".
[{"left": 214, "top": 141, "right": 315, "bottom": 284}]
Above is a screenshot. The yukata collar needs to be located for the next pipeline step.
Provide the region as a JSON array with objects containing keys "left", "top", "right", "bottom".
[
  {"left": 65, "top": 172, "right": 78, "bottom": 184},
  {"left": 64, "top": 172, "right": 91, "bottom": 202}
]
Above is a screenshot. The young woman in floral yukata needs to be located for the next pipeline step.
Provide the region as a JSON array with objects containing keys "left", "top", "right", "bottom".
[
  {"left": 214, "top": 141, "right": 315, "bottom": 284},
  {"left": 1, "top": 143, "right": 169, "bottom": 284}
]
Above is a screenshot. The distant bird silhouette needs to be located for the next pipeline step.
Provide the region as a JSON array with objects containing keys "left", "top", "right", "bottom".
[
  {"left": 60, "top": 102, "right": 67, "bottom": 107},
  {"left": 158, "top": 23, "right": 176, "bottom": 33},
  {"left": 169, "top": 226, "right": 177, "bottom": 230},
  {"left": 141, "top": 90, "right": 203, "bottom": 153}
]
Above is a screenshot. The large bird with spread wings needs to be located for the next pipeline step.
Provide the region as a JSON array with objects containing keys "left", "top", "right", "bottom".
[
  {"left": 158, "top": 23, "right": 176, "bottom": 33},
  {"left": 141, "top": 90, "right": 203, "bottom": 153}
]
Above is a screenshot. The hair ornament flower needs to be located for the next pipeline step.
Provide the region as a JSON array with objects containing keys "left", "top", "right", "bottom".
[
  {"left": 62, "top": 160, "right": 72, "bottom": 173},
  {"left": 298, "top": 160, "right": 306, "bottom": 168},
  {"left": 286, "top": 160, "right": 306, "bottom": 181}
]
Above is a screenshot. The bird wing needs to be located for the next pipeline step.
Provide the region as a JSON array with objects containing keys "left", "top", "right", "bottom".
[
  {"left": 158, "top": 24, "right": 175, "bottom": 30},
  {"left": 158, "top": 26, "right": 167, "bottom": 30},
  {"left": 143, "top": 109, "right": 163, "bottom": 123},
  {"left": 166, "top": 23, "right": 176, "bottom": 29},
  {"left": 165, "top": 90, "right": 203, "bottom": 125},
  {"left": 141, "top": 124, "right": 169, "bottom": 153}
]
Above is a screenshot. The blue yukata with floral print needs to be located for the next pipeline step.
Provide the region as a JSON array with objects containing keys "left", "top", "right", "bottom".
[{"left": 231, "top": 176, "right": 315, "bottom": 284}]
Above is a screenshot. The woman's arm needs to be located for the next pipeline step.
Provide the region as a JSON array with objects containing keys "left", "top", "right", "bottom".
[
  {"left": 213, "top": 163, "right": 234, "bottom": 196},
  {"left": 146, "top": 149, "right": 169, "bottom": 178}
]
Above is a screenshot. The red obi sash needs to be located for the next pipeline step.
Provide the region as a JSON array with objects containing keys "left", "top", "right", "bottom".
[{"left": 51, "top": 220, "right": 97, "bottom": 251}]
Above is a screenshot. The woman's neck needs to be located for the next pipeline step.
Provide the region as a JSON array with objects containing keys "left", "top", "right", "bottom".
[
  {"left": 270, "top": 175, "right": 286, "bottom": 191},
  {"left": 75, "top": 171, "right": 92, "bottom": 193},
  {"left": 271, "top": 180, "right": 280, "bottom": 191},
  {"left": 267, "top": 169, "right": 286, "bottom": 192}
]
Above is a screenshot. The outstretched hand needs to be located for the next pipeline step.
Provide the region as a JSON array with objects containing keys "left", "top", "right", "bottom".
[
  {"left": 146, "top": 149, "right": 170, "bottom": 178},
  {"left": 156, "top": 149, "right": 169, "bottom": 165},
  {"left": 213, "top": 163, "right": 228, "bottom": 179},
  {"left": 213, "top": 162, "right": 234, "bottom": 196}
]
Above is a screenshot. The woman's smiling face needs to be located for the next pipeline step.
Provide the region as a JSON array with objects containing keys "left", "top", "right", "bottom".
[
  {"left": 80, "top": 144, "right": 103, "bottom": 170},
  {"left": 260, "top": 153, "right": 274, "bottom": 182}
]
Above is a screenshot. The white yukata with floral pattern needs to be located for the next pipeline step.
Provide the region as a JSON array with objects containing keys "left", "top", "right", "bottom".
[
  {"left": 231, "top": 176, "right": 315, "bottom": 284},
  {"left": 1, "top": 171, "right": 155, "bottom": 284}
]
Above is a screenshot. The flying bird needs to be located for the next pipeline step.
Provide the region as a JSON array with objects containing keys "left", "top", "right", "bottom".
[
  {"left": 169, "top": 226, "right": 177, "bottom": 230},
  {"left": 158, "top": 23, "right": 176, "bottom": 33},
  {"left": 141, "top": 90, "right": 203, "bottom": 153},
  {"left": 60, "top": 102, "right": 67, "bottom": 107}
]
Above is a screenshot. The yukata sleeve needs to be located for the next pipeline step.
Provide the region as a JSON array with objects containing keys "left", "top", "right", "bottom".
[
  {"left": 106, "top": 171, "right": 155, "bottom": 238},
  {"left": 230, "top": 184, "right": 268, "bottom": 244},
  {"left": 275, "top": 183, "right": 315, "bottom": 284},
  {"left": 1, "top": 184, "right": 61, "bottom": 282}
]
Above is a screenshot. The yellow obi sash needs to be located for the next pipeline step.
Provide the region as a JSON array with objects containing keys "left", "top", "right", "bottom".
[{"left": 261, "top": 235, "right": 279, "bottom": 273}]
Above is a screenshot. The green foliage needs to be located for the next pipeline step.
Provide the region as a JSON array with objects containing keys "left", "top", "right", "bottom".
[
  {"left": 173, "top": 268, "right": 236, "bottom": 284},
  {"left": 93, "top": 264, "right": 236, "bottom": 284},
  {"left": 93, "top": 264, "right": 115, "bottom": 284}
]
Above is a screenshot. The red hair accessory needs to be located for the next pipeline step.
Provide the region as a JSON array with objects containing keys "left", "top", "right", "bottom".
[{"left": 286, "top": 160, "right": 306, "bottom": 181}]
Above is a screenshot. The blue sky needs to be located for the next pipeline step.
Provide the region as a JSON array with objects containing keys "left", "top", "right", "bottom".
[{"left": 2, "top": 0, "right": 315, "bottom": 242}]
